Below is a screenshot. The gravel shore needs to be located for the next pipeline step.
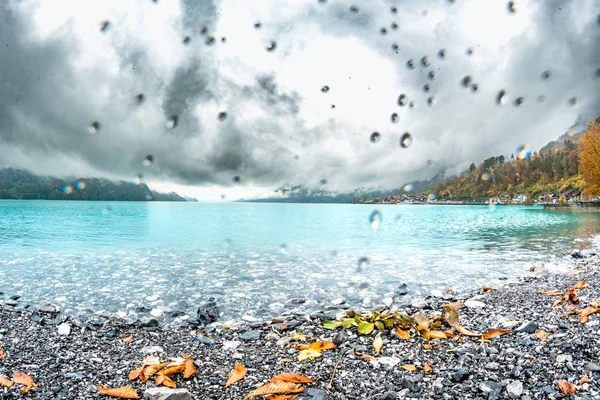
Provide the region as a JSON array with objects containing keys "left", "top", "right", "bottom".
[{"left": 1, "top": 250, "right": 600, "bottom": 400}]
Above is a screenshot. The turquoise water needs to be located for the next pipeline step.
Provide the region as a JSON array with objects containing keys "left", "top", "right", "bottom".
[{"left": 1, "top": 200, "right": 599, "bottom": 320}]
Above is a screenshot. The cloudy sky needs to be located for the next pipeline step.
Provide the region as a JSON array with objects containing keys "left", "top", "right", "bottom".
[{"left": 1, "top": 0, "right": 599, "bottom": 200}]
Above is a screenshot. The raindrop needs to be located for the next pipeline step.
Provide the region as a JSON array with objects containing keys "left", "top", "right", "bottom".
[
  {"left": 428, "top": 71, "right": 435, "bottom": 80},
  {"left": 390, "top": 6, "right": 397, "bottom": 14},
  {"left": 426, "top": 160, "right": 434, "bottom": 167},
  {"left": 406, "top": 59, "right": 415, "bottom": 69},
  {"left": 537, "top": 95, "right": 546, "bottom": 103},
  {"left": 232, "top": 176, "right": 241, "bottom": 183},
  {"left": 134, "top": 173, "right": 143, "bottom": 185},
  {"left": 221, "top": 37, "right": 227, "bottom": 43},
  {"left": 205, "top": 36, "right": 215, "bottom": 45},
  {"left": 200, "top": 26, "right": 208, "bottom": 35},
  {"left": 507, "top": 1, "right": 517, "bottom": 13},
  {"left": 516, "top": 144, "right": 531, "bottom": 160},
  {"left": 496, "top": 90, "right": 507, "bottom": 105},
  {"left": 541, "top": 70, "right": 551, "bottom": 80},
  {"left": 461, "top": 76, "right": 472, "bottom": 87},
  {"left": 596, "top": 67, "right": 600, "bottom": 77},
  {"left": 182, "top": 35, "right": 191, "bottom": 44},
  {"left": 427, "top": 96, "right": 435, "bottom": 106},
  {"left": 513, "top": 97, "right": 525, "bottom": 106},
  {"left": 350, "top": 5, "right": 359, "bottom": 13},
  {"left": 254, "top": 21, "right": 261, "bottom": 29},
  {"left": 331, "top": 104, "right": 336, "bottom": 109},
  {"left": 221, "top": 194, "right": 226, "bottom": 200},
  {"left": 319, "top": 179, "right": 327, "bottom": 185},
  {"left": 99, "top": 20, "right": 110, "bottom": 33},
  {"left": 398, "top": 94, "right": 408, "bottom": 106},
  {"left": 61, "top": 185, "right": 74, "bottom": 194},
  {"left": 466, "top": 48, "right": 473, "bottom": 56},
  {"left": 391, "top": 43, "right": 399, "bottom": 51},
  {"left": 391, "top": 22, "right": 398, "bottom": 30},
  {"left": 380, "top": 27, "right": 388, "bottom": 35},
  {"left": 88, "top": 121, "right": 101, "bottom": 134},
  {"left": 266, "top": 41, "right": 277, "bottom": 52},
  {"left": 74, "top": 181, "right": 86, "bottom": 190},
  {"left": 102, "top": 206, "right": 111, "bottom": 216},
  {"left": 400, "top": 132, "right": 413, "bottom": 148},
  {"left": 369, "top": 210, "right": 382, "bottom": 229},
  {"left": 217, "top": 111, "right": 228, "bottom": 121},
  {"left": 166, "top": 114, "right": 178, "bottom": 129},
  {"left": 471, "top": 83, "right": 479, "bottom": 93},
  {"left": 438, "top": 49, "right": 446, "bottom": 59},
  {"left": 135, "top": 93, "right": 145, "bottom": 105},
  {"left": 402, "top": 184, "right": 414, "bottom": 192},
  {"left": 391, "top": 113, "right": 399, "bottom": 123},
  {"left": 423, "top": 84, "right": 431, "bottom": 93},
  {"left": 370, "top": 132, "right": 381, "bottom": 143},
  {"left": 357, "top": 257, "right": 370, "bottom": 272},
  {"left": 321, "top": 85, "right": 330, "bottom": 93},
  {"left": 421, "top": 56, "right": 430, "bottom": 67},
  {"left": 294, "top": 154, "right": 300, "bottom": 159},
  {"left": 408, "top": 101, "right": 415, "bottom": 108},
  {"left": 143, "top": 155, "right": 154, "bottom": 167},
  {"left": 568, "top": 97, "right": 578, "bottom": 106}
]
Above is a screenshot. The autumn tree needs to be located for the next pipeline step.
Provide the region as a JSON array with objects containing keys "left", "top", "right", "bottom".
[{"left": 580, "top": 121, "right": 600, "bottom": 196}]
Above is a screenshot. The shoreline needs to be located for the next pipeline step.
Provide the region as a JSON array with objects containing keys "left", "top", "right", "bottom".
[{"left": 1, "top": 252, "right": 600, "bottom": 399}]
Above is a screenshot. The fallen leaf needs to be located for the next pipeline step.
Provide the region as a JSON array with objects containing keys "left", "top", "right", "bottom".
[
  {"left": 155, "top": 375, "right": 176, "bottom": 389},
  {"left": 0, "top": 349, "right": 5, "bottom": 359},
  {"left": 184, "top": 358, "right": 197, "bottom": 379},
  {"left": 128, "top": 367, "right": 143, "bottom": 381},
  {"left": 413, "top": 313, "right": 431, "bottom": 329},
  {"left": 12, "top": 372, "right": 38, "bottom": 389},
  {"left": 142, "top": 355, "right": 160, "bottom": 365},
  {"left": 394, "top": 326, "right": 411, "bottom": 340},
  {"left": 579, "top": 376, "right": 591, "bottom": 385},
  {"left": 423, "top": 362, "right": 433, "bottom": 374},
  {"left": 280, "top": 324, "right": 288, "bottom": 329},
  {"left": 482, "top": 328, "right": 511, "bottom": 339},
  {"left": 558, "top": 380, "right": 575, "bottom": 395},
  {"left": 442, "top": 305, "right": 482, "bottom": 337},
  {"left": 167, "top": 357, "right": 186, "bottom": 367},
  {"left": 401, "top": 364, "right": 417, "bottom": 372},
  {"left": 244, "top": 382, "right": 305, "bottom": 399},
  {"left": 292, "top": 333, "right": 307, "bottom": 342},
  {"left": 579, "top": 307, "right": 600, "bottom": 323},
  {"left": 20, "top": 387, "right": 31, "bottom": 395},
  {"left": 357, "top": 321, "right": 375, "bottom": 335},
  {"left": 443, "top": 330, "right": 458, "bottom": 338},
  {"left": 270, "top": 373, "right": 315, "bottom": 384},
  {"left": 138, "top": 366, "right": 150, "bottom": 383},
  {"left": 373, "top": 333, "right": 383, "bottom": 355},
  {"left": 298, "top": 349, "right": 321, "bottom": 362},
  {"left": 0, "top": 376, "right": 12, "bottom": 388},
  {"left": 524, "top": 355, "right": 536, "bottom": 360},
  {"left": 95, "top": 386, "right": 140, "bottom": 399},
  {"left": 535, "top": 329, "right": 550, "bottom": 341},
  {"left": 423, "top": 344, "right": 433, "bottom": 350},
  {"left": 265, "top": 395, "right": 300, "bottom": 400},
  {"left": 142, "top": 363, "right": 167, "bottom": 381},
  {"left": 280, "top": 358, "right": 294, "bottom": 363},
  {"left": 444, "top": 302, "right": 464, "bottom": 309},
  {"left": 540, "top": 289, "right": 563, "bottom": 296},
  {"left": 356, "top": 352, "right": 377, "bottom": 362},
  {"left": 428, "top": 331, "right": 448, "bottom": 340},
  {"left": 482, "top": 287, "right": 493, "bottom": 292},
  {"left": 225, "top": 363, "right": 247, "bottom": 388},
  {"left": 573, "top": 280, "right": 588, "bottom": 289},
  {"left": 161, "top": 364, "right": 185, "bottom": 377},
  {"left": 123, "top": 335, "right": 133, "bottom": 343},
  {"left": 296, "top": 341, "right": 336, "bottom": 352}
]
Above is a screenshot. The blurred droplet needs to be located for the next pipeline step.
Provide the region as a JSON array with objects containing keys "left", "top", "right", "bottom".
[
  {"left": 319, "top": 179, "right": 327, "bottom": 185},
  {"left": 254, "top": 21, "right": 261, "bottom": 29},
  {"left": 294, "top": 154, "right": 300, "bottom": 160},
  {"left": 221, "top": 37, "right": 226, "bottom": 43},
  {"left": 166, "top": 114, "right": 178, "bottom": 129},
  {"left": 232, "top": 176, "right": 241, "bottom": 183},
  {"left": 391, "top": 43, "right": 399, "bottom": 51},
  {"left": 596, "top": 67, "right": 600, "bottom": 78},
  {"left": 350, "top": 5, "right": 359, "bottom": 13},
  {"left": 537, "top": 95, "right": 546, "bottom": 103},
  {"left": 516, "top": 144, "right": 531, "bottom": 160},
  {"left": 143, "top": 154, "right": 154, "bottom": 167},
  {"left": 369, "top": 210, "right": 382, "bottom": 230},
  {"left": 89, "top": 121, "right": 101, "bottom": 134},
  {"left": 398, "top": 94, "right": 408, "bottom": 106},
  {"left": 466, "top": 48, "right": 473, "bottom": 56},
  {"left": 423, "top": 84, "right": 431, "bottom": 93},
  {"left": 568, "top": 97, "right": 578, "bottom": 106},
  {"left": 406, "top": 59, "right": 415, "bottom": 69},
  {"left": 408, "top": 101, "right": 415, "bottom": 108},
  {"left": 102, "top": 206, "right": 111, "bottom": 216},
  {"left": 481, "top": 173, "right": 492, "bottom": 182},
  {"left": 471, "top": 83, "right": 479, "bottom": 93},
  {"left": 461, "top": 76, "right": 472, "bottom": 87},
  {"left": 402, "top": 184, "right": 414, "bottom": 192},
  {"left": 438, "top": 49, "right": 446, "bottom": 59},
  {"left": 331, "top": 104, "right": 336, "bottom": 109},
  {"left": 99, "top": 20, "right": 110, "bottom": 33},
  {"left": 390, "top": 6, "right": 398, "bottom": 13},
  {"left": 427, "top": 96, "right": 435, "bottom": 106},
  {"left": 200, "top": 26, "right": 208, "bottom": 35},
  {"left": 507, "top": 1, "right": 517, "bottom": 13},
  {"left": 391, "top": 113, "right": 399, "bottom": 123},
  {"left": 279, "top": 243, "right": 288, "bottom": 254},
  {"left": 206, "top": 36, "right": 215, "bottom": 45},
  {"left": 400, "top": 132, "right": 413, "bottom": 148},
  {"left": 421, "top": 56, "right": 430, "bottom": 67},
  {"left": 182, "top": 35, "right": 191, "bottom": 44},
  {"left": 74, "top": 181, "right": 86, "bottom": 190},
  {"left": 135, "top": 93, "right": 145, "bottom": 105},
  {"left": 427, "top": 193, "right": 436, "bottom": 201},
  {"left": 426, "top": 160, "right": 433, "bottom": 167},
  {"left": 217, "top": 111, "right": 228, "bottom": 121},
  {"left": 370, "top": 132, "right": 381, "bottom": 143},
  {"left": 61, "top": 185, "right": 74, "bottom": 194},
  {"left": 321, "top": 85, "right": 330, "bottom": 93},
  {"left": 266, "top": 41, "right": 277, "bottom": 52},
  {"left": 380, "top": 27, "right": 388, "bottom": 35},
  {"left": 496, "top": 89, "right": 507, "bottom": 105},
  {"left": 513, "top": 97, "right": 525, "bottom": 106},
  {"left": 134, "top": 173, "right": 143, "bottom": 185},
  {"left": 428, "top": 71, "right": 435, "bottom": 80},
  {"left": 391, "top": 22, "right": 398, "bottom": 30},
  {"left": 221, "top": 194, "right": 226, "bottom": 200},
  {"left": 541, "top": 70, "right": 551, "bottom": 80}
]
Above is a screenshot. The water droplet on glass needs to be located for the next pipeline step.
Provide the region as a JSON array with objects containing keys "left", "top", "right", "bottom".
[
  {"left": 205, "top": 36, "right": 215, "bottom": 45},
  {"left": 513, "top": 97, "right": 525, "bottom": 107},
  {"left": 266, "top": 41, "right": 277, "bottom": 52},
  {"left": 568, "top": 97, "right": 578, "bottom": 106},
  {"left": 428, "top": 71, "right": 435, "bottom": 80},
  {"left": 402, "top": 183, "right": 414, "bottom": 192},
  {"left": 134, "top": 173, "right": 143, "bottom": 185},
  {"left": 368, "top": 210, "right": 382, "bottom": 229},
  {"left": 406, "top": 59, "right": 415, "bottom": 69},
  {"left": 516, "top": 144, "right": 531, "bottom": 160},
  {"left": 370, "top": 132, "right": 381, "bottom": 143},
  {"left": 471, "top": 83, "right": 479, "bottom": 93},
  {"left": 89, "top": 121, "right": 101, "bottom": 134},
  {"left": 135, "top": 93, "right": 145, "bottom": 105},
  {"left": 74, "top": 181, "right": 86, "bottom": 190},
  {"left": 319, "top": 179, "right": 327, "bottom": 185},
  {"left": 507, "top": 1, "right": 517, "bottom": 13},
  {"left": 331, "top": 104, "right": 336, "bottom": 109},
  {"left": 596, "top": 67, "right": 600, "bottom": 78},
  {"left": 426, "top": 159, "right": 433, "bottom": 167},
  {"left": 102, "top": 206, "right": 111, "bottom": 216},
  {"left": 391, "top": 113, "right": 399, "bottom": 123},
  {"left": 391, "top": 22, "right": 398, "bottom": 30},
  {"left": 423, "top": 84, "right": 431, "bottom": 93},
  {"left": 61, "top": 184, "right": 74, "bottom": 194},
  {"left": 380, "top": 27, "right": 388, "bottom": 35},
  {"left": 481, "top": 172, "right": 491, "bottom": 182},
  {"left": 221, "top": 194, "right": 226, "bottom": 200},
  {"left": 232, "top": 176, "right": 241, "bottom": 183},
  {"left": 438, "top": 49, "right": 446, "bottom": 59},
  {"left": 294, "top": 154, "right": 300, "bottom": 160},
  {"left": 427, "top": 193, "right": 436, "bottom": 201},
  {"left": 400, "top": 132, "right": 413, "bottom": 148},
  {"left": 391, "top": 43, "right": 399, "bottom": 51},
  {"left": 391, "top": 6, "right": 398, "bottom": 13},
  {"left": 143, "top": 154, "right": 154, "bottom": 167},
  {"left": 537, "top": 95, "right": 546, "bottom": 103},
  {"left": 217, "top": 111, "right": 228, "bottom": 121},
  {"left": 541, "top": 70, "right": 551, "bottom": 80},
  {"left": 408, "top": 101, "right": 415, "bottom": 108},
  {"left": 221, "top": 37, "right": 226, "bottom": 43},
  {"left": 496, "top": 89, "right": 507, "bottom": 105},
  {"left": 465, "top": 48, "right": 473, "bottom": 56},
  {"left": 421, "top": 56, "right": 430, "bottom": 67},
  {"left": 357, "top": 257, "right": 370, "bottom": 272},
  {"left": 427, "top": 96, "right": 435, "bottom": 106},
  {"left": 166, "top": 114, "right": 178, "bottom": 129},
  {"left": 200, "top": 26, "right": 208, "bottom": 35},
  {"left": 461, "top": 76, "right": 472, "bottom": 87},
  {"left": 350, "top": 5, "right": 359, "bottom": 13},
  {"left": 182, "top": 35, "right": 191, "bottom": 44},
  {"left": 321, "top": 85, "right": 330, "bottom": 93},
  {"left": 398, "top": 94, "right": 408, "bottom": 106},
  {"left": 254, "top": 21, "right": 261, "bottom": 29},
  {"left": 99, "top": 20, "right": 110, "bottom": 33}
]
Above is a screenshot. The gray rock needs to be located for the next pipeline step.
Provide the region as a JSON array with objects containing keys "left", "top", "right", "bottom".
[
  {"left": 222, "top": 341, "right": 241, "bottom": 351},
  {"left": 556, "top": 354, "right": 572, "bottom": 363},
  {"left": 144, "top": 388, "right": 192, "bottom": 400},
  {"left": 506, "top": 380, "right": 523, "bottom": 399},
  {"left": 331, "top": 298, "right": 346, "bottom": 305},
  {"left": 397, "top": 283, "right": 409, "bottom": 296},
  {"left": 382, "top": 297, "right": 393, "bottom": 307},
  {"left": 332, "top": 330, "right": 348, "bottom": 346},
  {"left": 37, "top": 302, "right": 59, "bottom": 313},
  {"left": 411, "top": 299, "right": 429, "bottom": 309},
  {"left": 584, "top": 362, "right": 600, "bottom": 371},
  {"left": 515, "top": 321, "right": 538, "bottom": 334},
  {"left": 4, "top": 300, "right": 18, "bottom": 307},
  {"left": 307, "top": 388, "right": 327, "bottom": 400},
  {"left": 479, "top": 381, "right": 502, "bottom": 400},
  {"left": 451, "top": 369, "right": 470, "bottom": 383},
  {"left": 572, "top": 249, "right": 583, "bottom": 259},
  {"left": 465, "top": 299, "right": 486, "bottom": 308},
  {"left": 380, "top": 391, "right": 397, "bottom": 400},
  {"left": 197, "top": 298, "right": 219, "bottom": 324},
  {"left": 378, "top": 357, "right": 401, "bottom": 368},
  {"left": 141, "top": 346, "right": 165, "bottom": 355},
  {"left": 486, "top": 362, "right": 500, "bottom": 371},
  {"left": 57, "top": 323, "right": 71, "bottom": 336},
  {"left": 240, "top": 331, "right": 261, "bottom": 341}
]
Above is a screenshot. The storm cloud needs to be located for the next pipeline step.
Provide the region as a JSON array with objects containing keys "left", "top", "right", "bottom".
[{"left": 0, "top": 0, "right": 599, "bottom": 199}]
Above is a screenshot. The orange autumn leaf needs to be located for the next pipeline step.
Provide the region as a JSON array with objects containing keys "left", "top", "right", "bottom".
[
  {"left": 225, "top": 363, "right": 247, "bottom": 388},
  {"left": 373, "top": 333, "right": 383, "bottom": 355},
  {"left": 123, "top": 335, "right": 133, "bottom": 343},
  {"left": 95, "top": 386, "right": 140, "bottom": 399},
  {"left": 12, "top": 372, "right": 38, "bottom": 389},
  {"left": 535, "top": 330, "right": 550, "bottom": 340},
  {"left": 138, "top": 366, "right": 150, "bottom": 383},
  {"left": 20, "top": 387, "right": 31, "bottom": 395},
  {"left": 558, "top": 380, "right": 575, "bottom": 395},
  {"left": 482, "top": 328, "right": 511, "bottom": 339},
  {"left": 428, "top": 330, "right": 448, "bottom": 340},
  {"left": 161, "top": 364, "right": 186, "bottom": 377},
  {"left": 579, "top": 376, "right": 591, "bottom": 385},
  {"left": 184, "top": 358, "right": 197, "bottom": 379},
  {"left": 540, "top": 289, "right": 563, "bottom": 296},
  {"left": 423, "top": 361, "right": 433, "bottom": 374},
  {"left": 143, "top": 363, "right": 168, "bottom": 381},
  {"left": 0, "top": 349, "right": 5, "bottom": 359},
  {"left": 482, "top": 287, "right": 493, "bottom": 292},
  {"left": 443, "top": 330, "right": 458, "bottom": 338},
  {"left": 442, "top": 305, "right": 482, "bottom": 337},
  {"left": 265, "top": 395, "right": 300, "bottom": 400},
  {"left": 355, "top": 352, "right": 377, "bottom": 362},
  {"left": 579, "top": 307, "right": 600, "bottom": 323},
  {"left": 244, "top": 382, "right": 305, "bottom": 400},
  {"left": 394, "top": 326, "right": 411, "bottom": 340},
  {"left": 401, "top": 364, "right": 417, "bottom": 372},
  {"left": 128, "top": 367, "right": 143, "bottom": 381},
  {"left": 296, "top": 341, "right": 337, "bottom": 352},
  {"left": 573, "top": 280, "right": 588, "bottom": 289},
  {"left": 422, "top": 344, "right": 433, "bottom": 350},
  {"left": 444, "top": 302, "right": 464, "bottom": 310},
  {"left": 0, "top": 376, "right": 12, "bottom": 388},
  {"left": 280, "top": 358, "right": 294, "bottom": 363},
  {"left": 155, "top": 375, "right": 176, "bottom": 389},
  {"left": 270, "top": 373, "right": 315, "bottom": 384}
]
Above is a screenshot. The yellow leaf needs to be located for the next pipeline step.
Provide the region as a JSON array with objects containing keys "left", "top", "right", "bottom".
[
  {"left": 0, "top": 376, "right": 12, "bottom": 388},
  {"left": 225, "top": 363, "right": 247, "bottom": 388},
  {"left": 579, "top": 307, "right": 600, "bottom": 323},
  {"left": 184, "top": 358, "right": 197, "bottom": 379},
  {"left": 535, "top": 329, "right": 549, "bottom": 341},
  {"left": 573, "top": 280, "right": 588, "bottom": 289},
  {"left": 244, "top": 382, "right": 305, "bottom": 400},
  {"left": 142, "top": 355, "right": 160, "bottom": 365},
  {"left": 428, "top": 330, "right": 448, "bottom": 340},
  {"left": 423, "top": 344, "right": 432, "bottom": 350},
  {"left": 423, "top": 361, "right": 433, "bottom": 374},
  {"left": 161, "top": 364, "right": 186, "bottom": 377},
  {"left": 265, "top": 395, "right": 301, "bottom": 400},
  {"left": 558, "top": 380, "right": 575, "bottom": 395},
  {"left": 401, "top": 364, "right": 417, "bottom": 372},
  {"left": 394, "top": 326, "right": 410, "bottom": 340},
  {"left": 12, "top": 372, "right": 37, "bottom": 389},
  {"left": 373, "top": 333, "right": 383, "bottom": 355},
  {"left": 298, "top": 349, "right": 321, "bottom": 362},
  {"left": 296, "top": 341, "right": 336, "bottom": 352},
  {"left": 123, "top": 335, "right": 133, "bottom": 343},
  {"left": 482, "top": 328, "right": 511, "bottom": 339},
  {"left": 292, "top": 333, "right": 307, "bottom": 342},
  {"left": 270, "top": 373, "right": 315, "bottom": 384},
  {"left": 95, "top": 386, "right": 140, "bottom": 399}
]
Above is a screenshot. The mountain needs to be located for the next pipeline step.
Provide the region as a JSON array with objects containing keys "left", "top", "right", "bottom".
[{"left": 0, "top": 168, "right": 195, "bottom": 202}]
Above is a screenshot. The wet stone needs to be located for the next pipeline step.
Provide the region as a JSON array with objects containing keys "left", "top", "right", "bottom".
[
  {"left": 240, "top": 331, "right": 261, "bottom": 341},
  {"left": 451, "top": 369, "right": 470, "bottom": 383},
  {"left": 515, "top": 321, "right": 538, "bottom": 334},
  {"left": 144, "top": 387, "right": 192, "bottom": 400}
]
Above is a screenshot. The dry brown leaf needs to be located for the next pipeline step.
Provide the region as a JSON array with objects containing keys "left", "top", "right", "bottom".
[
  {"left": 394, "top": 326, "right": 411, "bottom": 340},
  {"left": 184, "top": 358, "right": 197, "bottom": 379},
  {"left": 244, "top": 382, "right": 305, "bottom": 400},
  {"left": 558, "top": 380, "right": 575, "bottom": 395},
  {"left": 442, "top": 305, "right": 482, "bottom": 337},
  {"left": 423, "top": 344, "right": 433, "bottom": 350},
  {"left": 444, "top": 302, "right": 464, "bottom": 309},
  {"left": 423, "top": 361, "right": 433, "bottom": 374},
  {"left": 443, "top": 330, "right": 458, "bottom": 338},
  {"left": 142, "top": 363, "right": 167, "bottom": 381},
  {"left": 122, "top": 335, "right": 133, "bottom": 343},
  {"left": 0, "top": 376, "right": 12, "bottom": 388},
  {"left": 128, "top": 367, "right": 143, "bottom": 381},
  {"left": 161, "top": 364, "right": 186, "bottom": 377},
  {"left": 482, "top": 328, "right": 511, "bottom": 339},
  {"left": 413, "top": 313, "right": 431, "bottom": 329},
  {"left": 540, "top": 289, "right": 563, "bottom": 296},
  {"left": 535, "top": 329, "right": 550, "bottom": 341},
  {"left": 356, "top": 352, "right": 377, "bottom": 362},
  {"left": 280, "top": 358, "right": 294, "bottom": 363},
  {"left": 524, "top": 355, "right": 536, "bottom": 360},
  {"left": 579, "top": 376, "right": 591, "bottom": 385},
  {"left": 20, "top": 387, "right": 31, "bottom": 395},
  {"left": 373, "top": 333, "right": 383, "bottom": 355},
  {"left": 0, "top": 349, "right": 5, "bottom": 359},
  {"left": 270, "top": 373, "right": 315, "bottom": 384},
  {"left": 265, "top": 395, "right": 300, "bottom": 400},
  {"left": 573, "top": 280, "right": 588, "bottom": 289},
  {"left": 298, "top": 349, "right": 321, "bottom": 362},
  {"left": 225, "top": 363, "right": 247, "bottom": 388},
  {"left": 142, "top": 355, "right": 160, "bottom": 365},
  {"left": 401, "top": 364, "right": 417, "bottom": 372},
  {"left": 12, "top": 372, "right": 37, "bottom": 389},
  {"left": 95, "top": 386, "right": 140, "bottom": 399},
  {"left": 155, "top": 375, "right": 177, "bottom": 389},
  {"left": 296, "top": 341, "right": 336, "bottom": 352},
  {"left": 579, "top": 307, "right": 600, "bottom": 323},
  {"left": 482, "top": 287, "right": 493, "bottom": 292},
  {"left": 428, "top": 330, "right": 448, "bottom": 340},
  {"left": 292, "top": 333, "right": 307, "bottom": 342}
]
